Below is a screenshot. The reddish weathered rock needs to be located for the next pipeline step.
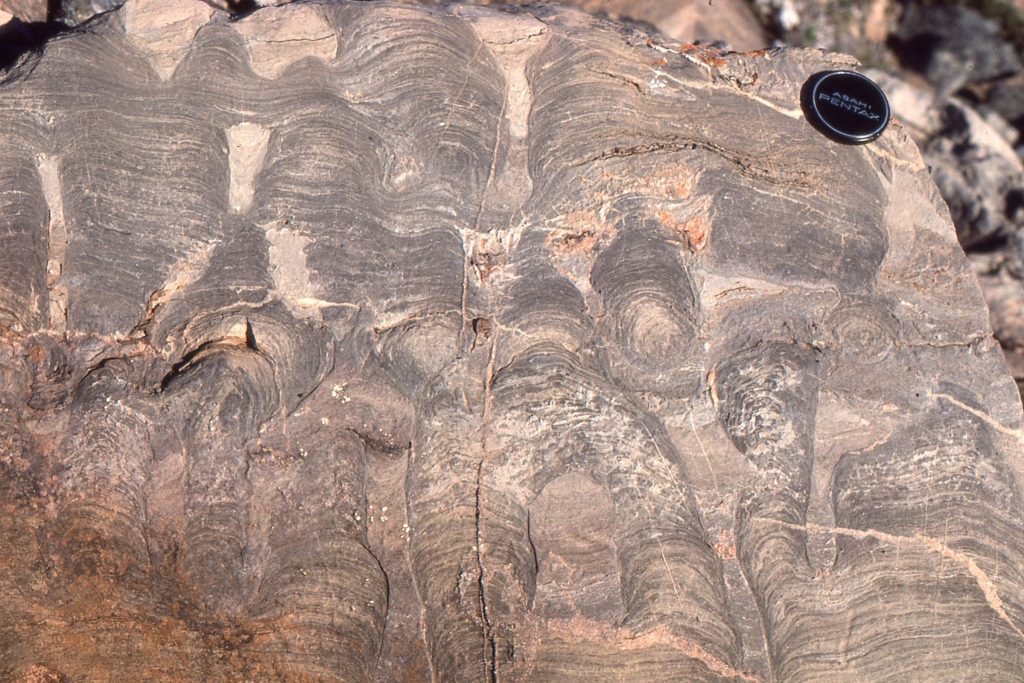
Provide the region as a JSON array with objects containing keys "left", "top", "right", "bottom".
[{"left": 0, "top": 1, "right": 1022, "bottom": 681}]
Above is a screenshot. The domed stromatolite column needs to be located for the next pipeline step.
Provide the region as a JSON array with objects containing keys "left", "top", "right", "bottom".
[{"left": 0, "top": 1, "right": 1022, "bottom": 681}]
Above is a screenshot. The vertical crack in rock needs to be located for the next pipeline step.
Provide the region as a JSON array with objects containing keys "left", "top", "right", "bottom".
[
  {"left": 475, "top": 334, "right": 499, "bottom": 681},
  {"left": 689, "top": 411, "right": 721, "bottom": 496},
  {"left": 455, "top": 13, "right": 549, "bottom": 354},
  {"left": 405, "top": 434, "right": 439, "bottom": 683},
  {"left": 474, "top": 456, "right": 496, "bottom": 681},
  {"left": 36, "top": 154, "right": 67, "bottom": 335},
  {"left": 464, "top": 10, "right": 550, "bottom": 233},
  {"left": 231, "top": 3, "right": 338, "bottom": 80},
  {"left": 467, "top": 16, "right": 549, "bottom": 141},
  {"left": 476, "top": 96, "right": 504, "bottom": 232},
  {"left": 121, "top": 0, "right": 216, "bottom": 80},
  {"left": 227, "top": 122, "right": 271, "bottom": 214},
  {"left": 459, "top": 231, "right": 474, "bottom": 352}
]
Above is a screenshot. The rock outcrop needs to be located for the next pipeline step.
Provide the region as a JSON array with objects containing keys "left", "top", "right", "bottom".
[{"left": 1, "top": 1, "right": 1023, "bottom": 681}]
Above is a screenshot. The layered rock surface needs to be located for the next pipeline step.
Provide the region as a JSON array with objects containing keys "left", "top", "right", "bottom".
[{"left": 1, "top": 1, "right": 1023, "bottom": 681}]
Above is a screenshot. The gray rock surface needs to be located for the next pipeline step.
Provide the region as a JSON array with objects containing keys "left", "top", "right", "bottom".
[
  {"left": 892, "top": 4, "right": 1022, "bottom": 91},
  {"left": 870, "top": 69, "right": 1024, "bottom": 396},
  {"left": 926, "top": 102, "right": 1024, "bottom": 251},
  {"left": 52, "top": 0, "right": 770, "bottom": 50},
  {"left": 985, "top": 72, "right": 1024, "bottom": 132},
  {"left": 1, "top": 1, "right": 1023, "bottom": 681}
]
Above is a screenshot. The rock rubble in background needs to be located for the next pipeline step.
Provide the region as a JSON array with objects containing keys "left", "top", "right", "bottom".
[{"left": 884, "top": 3, "right": 1024, "bottom": 393}]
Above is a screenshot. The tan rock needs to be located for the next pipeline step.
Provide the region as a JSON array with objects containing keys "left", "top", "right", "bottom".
[
  {"left": 0, "top": 0, "right": 45, "bottom": 23},
  {"left": 0, "top": 3, "right": 1021, "bottom": 682}
]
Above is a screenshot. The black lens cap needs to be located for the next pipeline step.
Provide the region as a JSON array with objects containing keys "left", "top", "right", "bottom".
[{"left": 801, "top": 70, "right": 890, "bottom": 144}]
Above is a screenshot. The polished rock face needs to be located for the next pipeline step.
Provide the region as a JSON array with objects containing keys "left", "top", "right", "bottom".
[{"left": 1, "top": 1, "right": 1023, "bottom": 681}]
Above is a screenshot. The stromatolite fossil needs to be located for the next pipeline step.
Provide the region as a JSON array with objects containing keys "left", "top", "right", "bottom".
[{"left": 0, "top": 1, "right": 1023, "bottom": 680}]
